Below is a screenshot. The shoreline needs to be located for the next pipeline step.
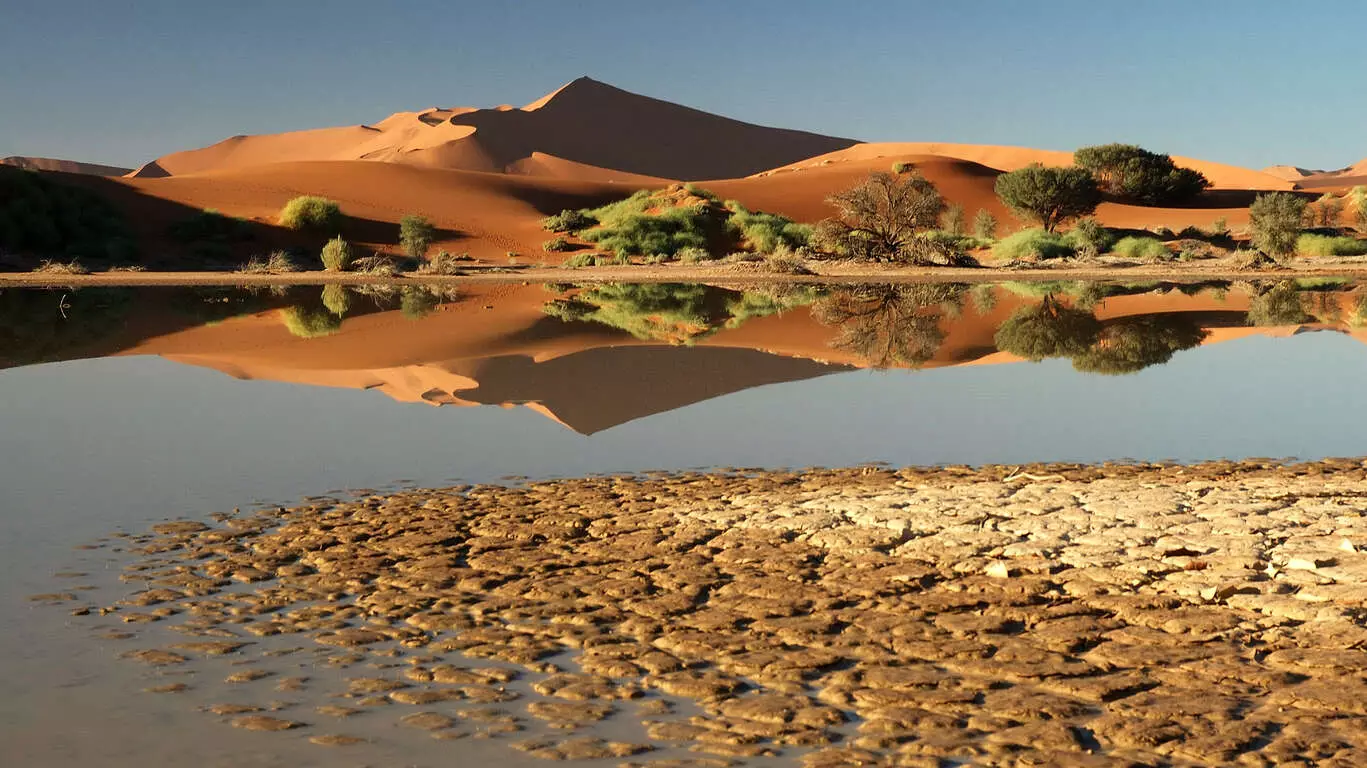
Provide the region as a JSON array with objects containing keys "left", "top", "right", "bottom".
[{"left": 3, "top": 263, "right": 1365, "bottom": 288}]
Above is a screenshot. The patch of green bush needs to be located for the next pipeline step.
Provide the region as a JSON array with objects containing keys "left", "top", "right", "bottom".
[
  {"left": 727, "top": 202, "right": 811, "bottom": 253},
  {"left": 973, "top": 209, "right": 998, "bottom": 240},
  {"left": 562, "top": 253, "right": 597, "bottom": 268},
  {"left": 320, "top": 236, "right": 353, "bottom": 271},
  {"left": 321, "top": 284, "right": 351, "bottom": 317},
  {"left": 892, "top": 161, "right": 913, "bottom": 174},
  {"left": 543, "top": 236, "right": 573, "bottom": 252},
  {"left": 541, "top": 209, "right": 596, "bottom": 233},
  {"left": 399, "top": 214, "right": 436, "bottom": 259},
  {"left": 1295, "top": 233, "right": 1367, "bottom": 257},
  {"left": 991, "top": 228, "right": 1074, "bottom": 261},
  {"left": 1111, "top": 236, "right": 1169, "bottom": 261},
  {"left": 1061, "top": 217, "right": 1114, "bottom": 258},
  {"left": 278, "top": 196, "right": 341, "bottom": 231}
]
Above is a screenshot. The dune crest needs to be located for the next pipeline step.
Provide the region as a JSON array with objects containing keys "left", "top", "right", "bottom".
[
  {"left": 130, "top": 76, "right": 858, "bottom": 182},
  {"left": 1, "top": 156, "right": 132, "bottom": 176}
]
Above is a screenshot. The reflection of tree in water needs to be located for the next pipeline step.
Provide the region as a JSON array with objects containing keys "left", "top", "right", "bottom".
[
  {"left": 1246, "top": 281, "right": 1312, "bottom": 327},
  {"left": 994, "top": 295, "right": 1101, "bottom": 361},
  {"left": 1072, "top": 315, "right": 1207, "bottom": 375},
  {"left": 996, "top": 293, "right": 1207, "bottom": 374},
  {"left": 811, "top": 284, "right": 966, "bottom": 369},
  {"left": 542, "top": 283, "right": 819, "bottom": 344}
]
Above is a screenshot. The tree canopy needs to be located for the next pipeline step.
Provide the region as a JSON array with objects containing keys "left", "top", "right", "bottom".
[
  {"left": 1074, "top": 144, "right": 1209, "bottom": 205},
  {"left": 1248, "top": 193, "right": 1308, "bottom": 257},
  {"left": 993, "top": 165, "right": 1101, "bottom": 233},
  {"left": 814, "top": 171, "right": 957, "bottom": 264}
]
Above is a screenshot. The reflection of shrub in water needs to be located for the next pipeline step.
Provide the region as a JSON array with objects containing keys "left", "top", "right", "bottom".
[
  {"left": 280, "top": 305, "right": 341, "bottom": 338},
  {"left": 1072, "top": 316, "right": 1207, "bottom": 375},
  {"left": 321, "top": 284, "right": 351, "bottom": 317},
  {"left": 724, "top": 285, "right": 821, "bottom": 329},
  {"left": 812, "top": 284, "right": 966, "bottom": 368},
  {"left": 994, "top": 295, "right": 1101, "bottom": 361},
  {"left": 401, "top": 287, "right": 440, "bottom": 320},
  {"left": 1246, "top": 282, "right": 1312, "bottom": 327},
  {"left": 542, "top": 283, "right": 722, "bottom": 344}
]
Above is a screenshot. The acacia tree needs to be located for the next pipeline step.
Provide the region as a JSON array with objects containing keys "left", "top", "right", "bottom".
[
  {"left": 1072, "top": 316, "right": 1207, "bottom": 375},
  {"left": 1315, "top": 193, "right": 1344, "bottom": 228},
  {"left": 1248, "top": 193, "right": 1307, "bottom": 257},
  {"left": 813, "top": 171, "right": 950, "bottom": 263},
  {"left": 994, "top": 164, "right": 1101, "bottom": 233},
  {"left": 1074, "top": 144, "right": 1210, "bottom": 205}
]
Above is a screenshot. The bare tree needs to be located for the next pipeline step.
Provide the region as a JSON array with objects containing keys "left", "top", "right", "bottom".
[
  {"left": 812, "top": 283, "right": 966, "bottom": 368},
  {"left": 812, "top": 171, "right": 957, "bottom": 264}
]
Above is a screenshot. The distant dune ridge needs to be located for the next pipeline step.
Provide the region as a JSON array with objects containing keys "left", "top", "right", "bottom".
[
  {"left": 1263, "top": 159, "right": 1367, "bottom": 190},
  {"left": 130, "top": 77, "right": 859, "bottom": 181},
  {"left": 0, "top": 156, "right": 132, "bottom": 176}
]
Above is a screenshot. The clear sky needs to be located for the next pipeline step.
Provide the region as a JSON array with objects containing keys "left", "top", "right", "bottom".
[{"left": 2, "top": 0, "right": 1362, "bottom": 171}]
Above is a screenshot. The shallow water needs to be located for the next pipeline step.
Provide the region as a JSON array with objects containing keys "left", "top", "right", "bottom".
[{"left": 3, "top": 278, "right": 1367, "bottom": 765}]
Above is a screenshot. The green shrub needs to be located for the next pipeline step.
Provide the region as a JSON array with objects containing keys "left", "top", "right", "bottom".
[
  {"left": 892, "top": 161, "right": 913, "bottom": 174},
  {"left": 281, "top": 306, "right": 341, "bottom": 338},
  {"left": 320, "top": 236, "right": 353, "bottom": 271},
  {"left": 1295, "top": 233, "right": 1367, "bottom": 257},
  {"left": 1249, "top": 192, "right": 1307, "bottom": 257},
  {"left": 541, "top": 209, "right": 596, "bottom": 233},
  {"left": 1208, "top": 217, "right": 1229, "bottom": 236},
  {"left": 973, "top": 209, "right": 998, "bottom": 240},
  {"left": 1111, "top": 236, "right": 1169, "bottom": 261},
  {"left": 543, "top": 236, "right": 572, "bottom": 252},
  {"left": 728, "top": 203, "right": 810, "bottom": 253},
  {"left": 994, "top": 164, "right": 1101, "bottom": 232},
  {"left": 562, "top": 253, "right": 597, "bottom": 268},
  {"left": 399, "top": 214, "right": 436, "bottom": 259},
  {"left": 991, "top": 228, "right": 1074, "bottom": 260},
  {"left": 1062, "top": 217, "right": 1114, "bottom": 257},
  {"left": 278, "top": 196, "right": 341, "bottom": 231}
]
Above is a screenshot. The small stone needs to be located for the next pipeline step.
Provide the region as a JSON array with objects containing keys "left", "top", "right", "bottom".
[
  {"left": 144, "top": 683, "right": 189, "bottom": 694},
  {"left": 225, "top": 669, "right": 272, "bottom": 683},
  {"left": 401, "top": 712, "right": 455, "bottom": 730},
  {"left": 231, "top": 715, "right": 302, "bottom": 731},
  {"left": 985, "top": 561, "right": 1011, "bottom": 579},
  {"left": 309, "top": 734, "right": 366, "bottom": 746},
  {"left": 121, "top": 649, "right": 187, "bottom": 666}
]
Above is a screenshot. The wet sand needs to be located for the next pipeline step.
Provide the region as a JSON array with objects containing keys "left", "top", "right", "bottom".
[{"left": 35, "top": 459, "right": 1367, "bottom": 766}]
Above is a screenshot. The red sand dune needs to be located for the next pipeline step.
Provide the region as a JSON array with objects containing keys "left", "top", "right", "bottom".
[
  {"left": 130, "top": 77, "right": 857, "bottom": 182},
  {"left": 1, "top": 155, "right": 132, "bottom": 176}
]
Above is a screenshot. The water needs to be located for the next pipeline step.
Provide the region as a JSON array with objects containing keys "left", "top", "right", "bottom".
[{"left": 3, "top": 278, "right": 1367, "bottom": 766}]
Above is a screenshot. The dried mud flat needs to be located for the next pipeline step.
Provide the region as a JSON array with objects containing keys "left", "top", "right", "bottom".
[{"left": 40, "top": 460, "right": 1367, "bottom": 766}]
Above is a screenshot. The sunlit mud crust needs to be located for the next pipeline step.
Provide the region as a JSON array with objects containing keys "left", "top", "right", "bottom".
[{"left": 38, "top": 458, "right": 1367, "bottom": 766}]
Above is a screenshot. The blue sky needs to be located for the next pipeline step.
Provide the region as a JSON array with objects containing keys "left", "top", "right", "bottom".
[{"left": 1, "top": 0, "right": 1361, "bottom": 170}]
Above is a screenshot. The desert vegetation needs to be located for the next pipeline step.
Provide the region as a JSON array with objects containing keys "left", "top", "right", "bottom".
[
  {"left": 399, "top": 214, "right": 436, "bottom": 259},
  {"left": 236, "top": 250, "right": 299, "bottom": 274},
  {"left": 993, "top": 164, "right": 1101, "bottom": 232},
  {"left": 319, "top": 236, "right": 353, "bottom": 271},
  {"left": 812, "top": 171, "right": 975, "bottom": 265},
  {"left": 277, "top": 195, "right": 342, "bottom": 231},
  {"left": 1248, "top": 193, "right": 1308, "bottom": 259},
  {"left": 1073, "top": 144, "right": 1210, "bottom": 205}
]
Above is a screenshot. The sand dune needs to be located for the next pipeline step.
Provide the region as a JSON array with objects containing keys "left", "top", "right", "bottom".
[
  {"left": 762, "top": 142, "right": 1294, "bottom": 192},
  {"left": 131, "top": 77, "right": 857, "bottom": 182},
  {"left": 1, "top": 156, "right": 132, "bottom": 176}
]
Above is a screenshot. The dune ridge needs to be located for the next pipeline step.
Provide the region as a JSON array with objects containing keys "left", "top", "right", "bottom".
[
  {"left": 130, "top": 77, "right": 858, "bottom": 181},
  {"left": 1, "top": 156, "right": 132, "bottom": 176}
]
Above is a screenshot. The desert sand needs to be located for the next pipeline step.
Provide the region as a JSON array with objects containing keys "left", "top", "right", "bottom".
[
  {"left": 42, "top": 459, "right": 1367, "bottom": 765},
  {"left": 0, "top": 155, "right": 132, "bottom": 176},
  {"left": 13, "top": 77, "right": 1355, "bottom": 272}
]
